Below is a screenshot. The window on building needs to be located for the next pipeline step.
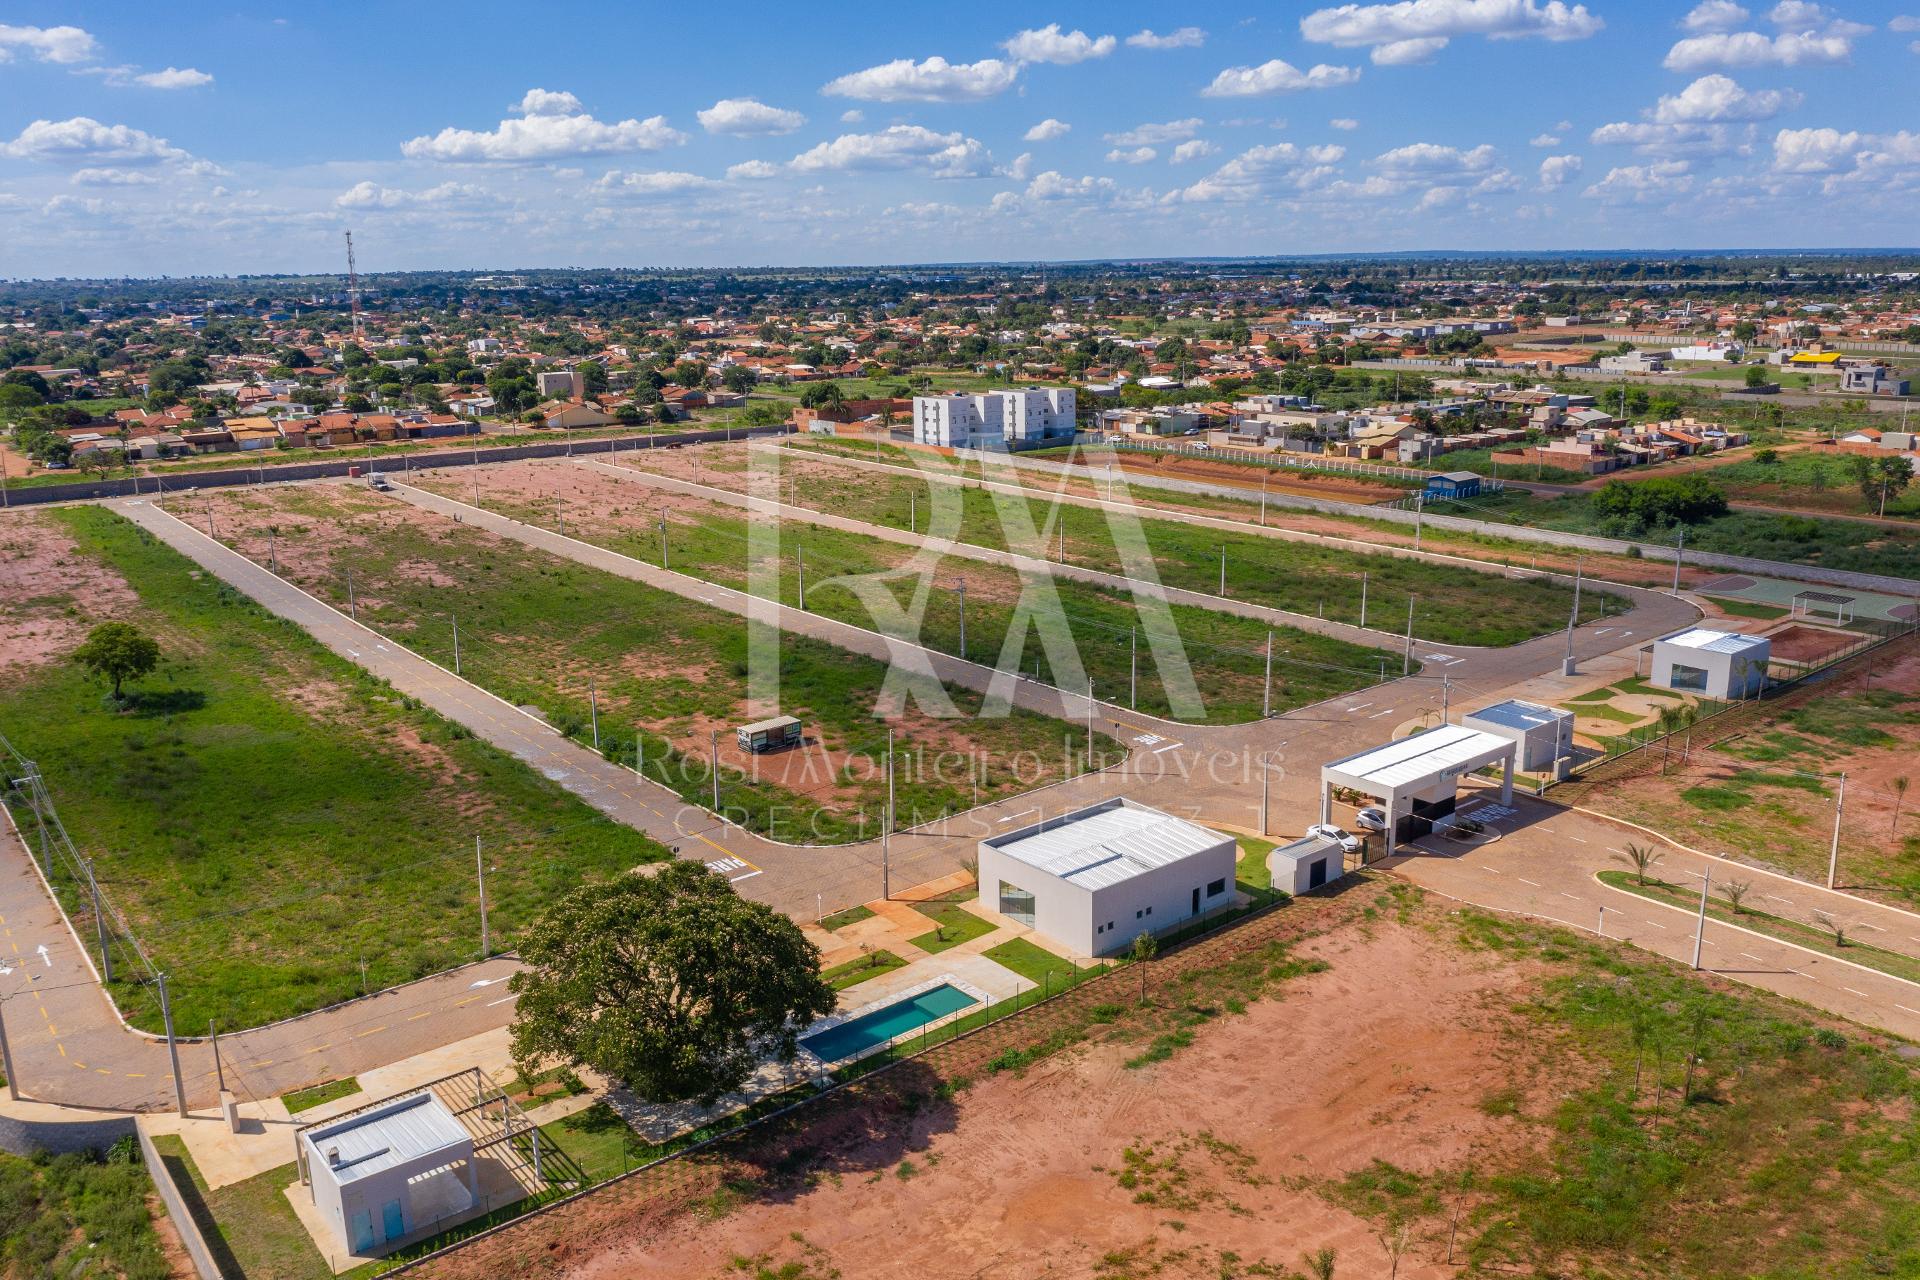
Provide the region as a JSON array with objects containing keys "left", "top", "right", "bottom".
[
  {"left": 1207, "top": 878, "right": 1227, "bottom": 897},
  {"left": 1668, "top": 663, "right": 1710, "bottom": 692},
  {"left": 998, "top": 881, "right": 1036, "bottom": 927}
]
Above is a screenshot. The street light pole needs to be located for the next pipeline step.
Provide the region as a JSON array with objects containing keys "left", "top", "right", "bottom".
[
  {"left": 1402, "top": 594, "right": 1417, "bottom": 675},
  {"left": 1827, "top": 772, "right": 1847, "bottom": 889},
  {"left": 956, "top": 580, "right": 966, "bottom": 658},
  {"left": 710, "top": 730, "right": 721, "bottom": 812},
  {"left": 1691, "top": 868, "right": 1711, "bottom": 970},
  {"left": 476, "top": 835, "right": 489, "bottom": 956},
  {"left": 883, "top": 727, "right": 894, "bottom": 900},
  {"left": 1263, "top": 632, "right": 1273, "bottom": 718},
  {"left": 158, "top": 974, "right": 186, "bottom": 1118},
  {"left": 1360, "top": 572, "right": 1369, "bottom": 629}
]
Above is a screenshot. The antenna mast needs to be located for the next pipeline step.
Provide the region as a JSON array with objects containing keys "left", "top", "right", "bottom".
[{"left": 344, "top": 230, "right": 362, "bottom": 342}]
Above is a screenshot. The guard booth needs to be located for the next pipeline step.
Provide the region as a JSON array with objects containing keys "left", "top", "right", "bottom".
[
  {"left": 736, "top": 715, "right": 802, "bottom": 753},
  {"left": 1320, "top": 725, "right": 1517, "bottom": 856}
]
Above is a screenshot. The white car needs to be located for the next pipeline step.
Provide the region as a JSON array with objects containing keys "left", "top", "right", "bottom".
[
  {"left": 1353, "top": 806, "right": 1388, "bottom": 832},
  {"left": 1307, "top": 823, "right": 1363, "bottom": 854}
]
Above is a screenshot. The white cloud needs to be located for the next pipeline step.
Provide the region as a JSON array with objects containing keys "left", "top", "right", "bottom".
[
  {"left": 1666, "top": 29, "right": 1853, "bottom": 68},
  {"left": 1300, "top": 0, "right": 1604, "bottom": 62},
  {"left": 1329, "top": 117, "right": 1360, "bottom": 130},
  {"left": 1024, "top": 118, "right": 1072, "bottom": 142},
  {"left": 72, "top": 167, "right": 158, "bottom": 186},
  {"left": 1127, "top": 27, "right": 1207, "bottom": 49},
  {"left": 1003, "top": 24, "right": 1116, "bottom": 65},
  {"left": 1371, "top": 141, "right": 1499, "bottom": 177},
  {"left": 1202, "top": 59, "right": 1362, "bottom": 96},
  {"left": 840, "top": 108, "right": 865, "bottom": 123},
  {"left": 335, "top": 180, "right": 494, "bottom": 209},
  {"left": 1, "top": 117, "right": 188, "bottom": 165},
  {"left": 1025, "top": 171, "right": 1119, "bottom": 201},
  {"left": 1001, "top": 151, "right": 1034, "bottom": 180},
  {"left": 789, "top": 125, "right": 989, "bottom": 177},
  {"left": 727, "top": 159, "right": 781, "bottom": 180},
  {"left": 820, "top": 56, "right": 1019, "bottom": 102},
  {"left": 592, "top": 170, "right": 720, "bottom": 196},
  {"left": 1371, "top": 36, "right": 1449, "bottom": 64},
  {"left": 131, "top": 66, "right": 212, "bottom": 89},
  {"left": 1683, "top": 1, "right": 1750, "bottom": 32},
  {"left": 1771, "top": 125, "right": 1861, "bottom": 171},
  {"left": 1170, "top": 139, "right": 1220, "bottom": 163},
  {"left": 514, "top": 88, "right": 584, "bottom": 117},
  {"left": 1588, "top": 120, "right": 1743, "bottom": 158},
  {"left": 1652, "top": 74, "right": 1801, "bottom": 122},
  {"left": 1538, "top": 153, "right": 1582, "bottom": 188},
  {"left": 1171, "top": 141, "right": 1348, "bottom": 201},
  {"left": 1768, "top": 125, "right": 1920, "bottom": 183},
  {"left": 697, "top": 97, "right": 805, "bottom": 135},
  {"left": 1106, "top": 119, "right": 1204, "bottom": 146},
  {"left": 0, "top": 23, "right": 98, "bottom": 64},
  {"left": 1530, "top": 131, "right": 1563, "bottom": 146},
  {"left": 401, "top": 94, "right": 685, "bottom": 162},
  {"left": 1890, "top": 15, "right": 1920, "bottom": 32},
  {"left": 1583, "top": 159, "right": 1693, "bottom": 200},
  {"left": 1106, "top": 146, "right": 1157, "bottom": 164}
]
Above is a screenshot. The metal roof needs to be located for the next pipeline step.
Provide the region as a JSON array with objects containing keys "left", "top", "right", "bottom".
[
  {"left": 986, "top": 800, "right": 1227, "bottom": 891},
  {"left": 302, "top": 1092, "right": 471, "bottom": 1185},
  {"left": 1466, "top": 699, "right": 1572, "bottom": 732},
  {"left": 1658, "top": 627, "right": 1770, "bottom": 655},
  {"left": 1322, "top": 724, "right": 1515, "bottom": 794}
]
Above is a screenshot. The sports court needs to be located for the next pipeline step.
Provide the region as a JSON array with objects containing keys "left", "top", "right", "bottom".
[{"left": 1694, "top": 573, "right": 1918, "bottom": 623}]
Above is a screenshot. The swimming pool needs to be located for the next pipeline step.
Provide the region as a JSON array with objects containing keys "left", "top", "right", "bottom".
[{"left": 800, "top": 983, "right": 978, "bottom": 1062}]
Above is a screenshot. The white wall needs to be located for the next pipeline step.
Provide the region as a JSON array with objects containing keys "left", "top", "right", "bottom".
[{"left": 980, "top": 836, "right": 1235, "bottom": 957}]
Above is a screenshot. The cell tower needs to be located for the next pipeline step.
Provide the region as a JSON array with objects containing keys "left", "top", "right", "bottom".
[{"left": 344, "top": 230, "right": 363, "bottom": 341}]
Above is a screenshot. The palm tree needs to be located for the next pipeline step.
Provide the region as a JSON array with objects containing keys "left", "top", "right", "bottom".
[
  {"left": 1721, "top": 880, "right": 1752, "bottom": 914},
  {"left": 1892, "top": 776, "right": 1910, "bottom": 838},
  {"left": 1616, "top": 842, "right": 1664, "bottom": 885},
  {"left": 1302, "top": 1247, "right": 1336, "bottom": 1280}
]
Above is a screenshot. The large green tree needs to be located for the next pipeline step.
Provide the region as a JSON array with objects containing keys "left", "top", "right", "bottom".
[
  {"left": 72, "top": 622, "right": 160, "bottom": 702},
  {"left": 509, "top": 863, "right": 836, "bottom": 1105}
]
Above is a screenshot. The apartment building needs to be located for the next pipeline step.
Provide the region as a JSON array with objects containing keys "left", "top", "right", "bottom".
[{"left": 912, "top": 387, "right": 1076, "bottom": 448}]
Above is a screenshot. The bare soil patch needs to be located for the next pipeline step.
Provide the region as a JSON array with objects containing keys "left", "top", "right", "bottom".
[
  {"left": 0, "top": 510, "right": 140, "bottom": 669},
  {"left": 1112, "top": 449, "right": 1409, "bottom": 504},
  {"left": 1763, "top": 621, "right": 1862, "bottom": 664}
]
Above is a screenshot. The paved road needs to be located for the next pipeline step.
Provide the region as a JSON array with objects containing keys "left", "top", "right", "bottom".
[{"left": 1391, "top": 791, "right": 1920, "bottom": 1038}]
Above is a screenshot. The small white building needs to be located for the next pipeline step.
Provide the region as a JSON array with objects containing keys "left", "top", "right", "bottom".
[
  {"left": 1650, "top": 627, "right": 1771, "bottom": 699},
  {"left": 978, "top": 798, "right": 1237, "bottom": 957},
  {"left": 1463, "top": 700, "right": 1575, "bottom": 771},
  {"left": 1266, "top": 834, "right": 1347, "bottom": 895},
  {"left": 300, "top": 1092, "right": 476, "bottom": 1256},
  {"left": 1320, "top": 725, "right": 1517, "bottom": 856},
  {"left": 911, "top": 387, "right": 1075, "bottom": 448}
]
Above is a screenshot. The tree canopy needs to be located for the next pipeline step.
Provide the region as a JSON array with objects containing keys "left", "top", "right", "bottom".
[
  {"left": 508, "top": 863, "right": 836, "bottom": 1105},
  {"left": 1589, "top": 474, "right": 1729, "bottom": 528},
  {"left": 72, "top": 622, "right": 160, "bottom": 702}
]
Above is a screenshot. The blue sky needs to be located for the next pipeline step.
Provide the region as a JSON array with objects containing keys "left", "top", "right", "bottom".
[{"left": 1, "top": 1, "right": 1916, "bottom": 276}]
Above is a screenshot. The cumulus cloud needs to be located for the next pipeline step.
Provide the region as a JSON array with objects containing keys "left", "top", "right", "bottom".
[
  {"left": 336, "top": 180, "right": 495, "bottom": 209},
  {"left": 1770, "top": 127, "right": 1920, "bottom": 184},
  {"left": 1171, "top": 140, "right": 1348, "bottom": 201},
  {"left": 1127, "top": 27, "right": 1207, "bottom": 49},
  {"left": 1330, "top": 117, "right": 1360, "bottom": 130},
  {"left": 1891, "top": 15, "right": 1920, "bottom": 31},
  {"left": 697, "top": 97, "right": 805, "bottom": 135},
  {"left": 72, "top": 167, "right": 158, "bottom": 186},
  {"left": 789, "top": 125, "right": 990, "bottom": 177},
  {"left": 592, "top": 169, "right": 720, "bottom": 196},
  {"left": 0, "top": 22, "right": 98, "bottom": 64},
  {"left": 1583, "top": 158, "right": 1693, "bottom": 200},
  {"left": 1588, "top": 119, "right": 1743, "bottom": 158},
  {"left": 1202, "top": 59, "right": 1362, "bottom": 96},
  {"left": 820, "top": 55, "right": 1019, "bottom": 102},
  {"left": 1003, "top": 24, "right": 1116, "bottom": 65},
  {"left": 1024, "top": 118, "right": 1072, "bottom": 142},
  {"left": 1682, "top": 1, "right": 1751, "bottom": 31},
  {"left": 1106, "top": 146, "right": 1157, "bottom": 164},
  {"left": 1530, "top": 131, "right": 1563, "bottom": 146},
  {"left": 840, "top": 108, "right": 865, "bottom": 123},
  {"left": 1106, "top": 119, "right": 1204, "bottom": 146},
  {"left": 727, "top": 159, "right": 780, "bottom": 180},
  {"left": 1170, "top": 139, "right": 1220, "bottom": 163},
  {"left": 1371, "top": 141, "right": 1500, "bottom": 177},
  {"left": 1664, "top": 28, "right": 1854, "bottom": 68},
  {"left": 1, "top": 116, "right": 188, "bottom": 165},
  {"left": 1024, "top": 170, "right": 1119, "bottom": 201},
  {"left": 1300, "top": 0, "right": 1604, "bottom": 63},
  {"left": 1651, "top": 73, "right": 1801, "bottom": 122},
  {"left": 1538, "top": 153, "right": 1583, "bottom": 188},
  {"left": 402, "top": 92, "right": 685, "bottom": 162},
  {"left": 130, "top": 66, "right": 212, "bottom": 89}
]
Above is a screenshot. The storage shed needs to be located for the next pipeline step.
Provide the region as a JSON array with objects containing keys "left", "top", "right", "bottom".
[
  {"left": 736, "top": 715, "right": 802, "bottom": 752},
  {"left": 299, "top": 1092, "right": 475, "bottom": 1257},
  {"left": 979, "top": 798, "right": 1237, "bottom": 957},
  {"left": 1650, "top": 628, "right": 1771, "bottom": 700},
  {"left": 1463, "top": 700, "right": 1575, "bottom": 771},
  {"left": 1424, "top": 471, "right": 1483, "bottom": 501},
  {"left": 1266, "top": 834, "right": 1347, "bottom": 895}
]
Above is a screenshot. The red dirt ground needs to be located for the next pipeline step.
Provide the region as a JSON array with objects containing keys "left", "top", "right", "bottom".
[
  {"left": 426, "top": 916, "right": 1563, "bottom": 1280},
  {"left": 1763, "top": 621, "right": 1863, "bottom": 664},
  {"left": 0, "top": 510, "right": 140, "bottom": 670}
]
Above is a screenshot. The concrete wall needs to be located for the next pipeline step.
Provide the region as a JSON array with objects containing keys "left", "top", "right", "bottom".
[
  {"left": 136, "top": 1122, "right": 223, "bottom": 1280},
  {"left": 0, "top": 1108, "right": 136, "bottom": 1156}
]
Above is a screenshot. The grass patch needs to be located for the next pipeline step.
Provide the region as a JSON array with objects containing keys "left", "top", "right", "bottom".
[
  {"left": 0, "top": 1144, "right": 173, "bottom": 1280},
  {"left": 907, "top": 900, "right": 996, "bottom": 953},
  {"left": 983, "top": 935, "right": 1105, "bottom": 992},
  {"left": 817, "top": 904, "right": 875, "bottom": 932},
  {"left": 0, "top": 506, "right": 672, "bottom": 1032},
  {"left": 822, "top": 949, "right": 908, "bottom": 990},
  {"left": 1704, "top": 595, "right": 1792, "bottom": 620},
  {"left": 282, "top": 1077, "right": 362, "bottom": 1115}
]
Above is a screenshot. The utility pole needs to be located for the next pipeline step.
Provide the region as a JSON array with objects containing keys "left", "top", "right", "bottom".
[
  {"left": 1827, "top": 773, "right": 1847, "bottom": 889},
  {"left": 796, "top": 547, "right": 807, "bottom": 610},
  {"left": 1403, "top": 594, "right": 1417, "bottom": 675},
  {"left": 210, "top": 1020, "right": 226, "bottom": 1095},
  {"left": 0, "top": 997, "right": 17, "bottom": 1101},
  {"left": 451, "top": 614, "right": 461, "bottom": 675},
  {"left": 956, "top": 580, "right": 966, "bottom": 658},
  {"left": 1128, "top": 626, "right": 1138, "bottom": 710},
  {"left": 1260, "top": 471, "right": 1268, "bottom": 525},
  {"left": 158, "top": 974, "right": 186, "bottom": 1118},
  {"left": 1218, "top": 544, "right": 1227, "bottom": 596},
  {"left": 1672, "top": 526, "right": 1685, "bottom": 592},
  {"left": 84, "top": 857, "right": 112, "bottom": 982},
  {"left": 909, "top": 492, "right": 916, "bottom": 533},
  {"left": 658, "top": 512, "right": 669, "bottom": 568},
  {"left": 1360, "top": 572, "right": 1369, "bottom": 629},
  {"left": 476, "top": 835, "right": 489, "bottom": 956},
  {"left": 710, "top": 730, "right": 721, "bottom": 812},
  {"left": 588, "top": 677, "right": 599, "bottom": 749},
  {"left": 346, "top": 565, "right": 357, "bottom": 621},
  {"left": 883, "top": 727, "right": 894, "bottom": 900},
  {"left": 267, "top": 527, "right": 278, "bottom": 574},
  {"left": 1414, "top": 491, "right": 1425, "bottom": 552},
  {"left": 1441, "top": 675, "right": 1451, "bottom": 724},
  {"left": 1690, "top": 868, "right": 1711, "bottom": 970},
  {"left": 1259, "top": 752, "right": 1272, "bottom": 837},
  {"left": 1263, "top": 631, "right": 1273, "bottom": 719}
]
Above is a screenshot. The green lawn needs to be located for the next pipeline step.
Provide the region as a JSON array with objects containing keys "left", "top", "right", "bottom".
[
  {"left": 0, "top": 506, "right": 673, "bottom": 1033},
  {"left": 982, "top": 936, "right": 1105, "bottom": 992},
  {"left": 283, "top": 1077, "right": 362, "bottom": 1115},
  {"left": 823, "top": 949, "right": 908, "bottom": 990},
  {"left": 817, "top": 904, "right": 876, "bottom": 931},
  {"left": 907, "top": 901, "right": 997, "bottom": 953},
  {"left": 0, "top": 1145, "right": 173, "bottom": 1280},
  {"left": 757, "top": 446, "right": 1605, "bottom": 647},
  {"left": 1703, "top": 595, "right": 1791, "bottom": 620},
  {"left": 216, "top": 483, "right": 1108, "bottom": 843}
]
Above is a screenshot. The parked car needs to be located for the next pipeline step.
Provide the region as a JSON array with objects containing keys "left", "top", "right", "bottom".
[
  {"left": 1353, "top": 806, "right": 1388, "bottom": 832},
  {"left": 1306, "top": 823, "right": 1363, "bottom": 854}
]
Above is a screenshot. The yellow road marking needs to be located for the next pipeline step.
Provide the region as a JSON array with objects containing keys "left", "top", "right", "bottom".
[
  {"left": 407, "top": 1011, "right": 433, "bottom": 1021},
  {"left": 126, "top": 1072, "right": 147, "bottom": 1079},
  {"left": 56, "top": 1043, "right": 65, "bottom": 1057},
  {"left": 354, "top": 1026, "right": 387, "bottom": 1038}
]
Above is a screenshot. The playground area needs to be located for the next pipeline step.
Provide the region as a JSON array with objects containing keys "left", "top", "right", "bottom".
[{"left": 1694, "top": 572, "right": 1918, "bottom": 623}]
